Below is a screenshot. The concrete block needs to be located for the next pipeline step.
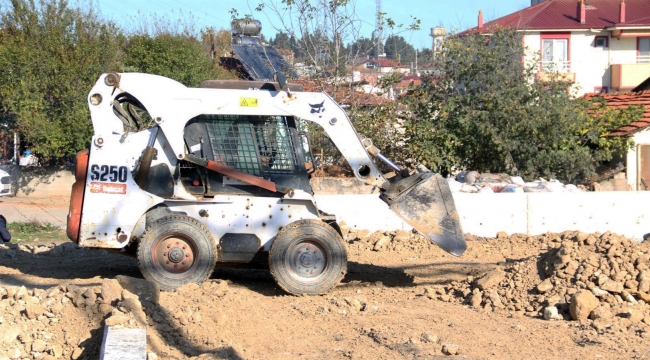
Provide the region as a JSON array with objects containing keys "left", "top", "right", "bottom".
[{"left": 100, "top": 326, "right": 146, "bottom": 360}]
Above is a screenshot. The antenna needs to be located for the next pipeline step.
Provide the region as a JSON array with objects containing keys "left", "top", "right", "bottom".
[{"left": 375, "top": 0, "right": 384, "bottom": 57}]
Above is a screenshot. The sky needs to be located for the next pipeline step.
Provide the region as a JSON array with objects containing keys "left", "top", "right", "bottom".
[{"left": 92, "top": 0, "right": 531, "bottom": 50}]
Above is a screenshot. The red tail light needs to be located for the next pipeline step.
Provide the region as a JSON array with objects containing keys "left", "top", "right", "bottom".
[{"left": 66, "top": 149, "right": 89, "bottom": 243}]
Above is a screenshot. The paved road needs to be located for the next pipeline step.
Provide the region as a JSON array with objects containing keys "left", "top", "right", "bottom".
[{"left": 0, "top": 196, "right": 69, "bottom": 227}]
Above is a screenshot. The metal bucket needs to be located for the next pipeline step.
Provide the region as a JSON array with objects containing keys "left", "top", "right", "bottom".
[{"left": 383, "top": 172, "right": 466, "bottom": 257}]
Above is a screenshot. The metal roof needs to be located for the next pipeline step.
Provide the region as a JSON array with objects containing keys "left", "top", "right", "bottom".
[
  {"left": 230, "top": 44, "right": 298, "bottom": 81},
  {"left": 459, "top": 0, "right": 650, "bottom": 35}
]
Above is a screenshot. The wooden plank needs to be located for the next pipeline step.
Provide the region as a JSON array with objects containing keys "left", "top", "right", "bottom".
[{"left": 100, "top": 326, "right": 147, "bottom": 360}]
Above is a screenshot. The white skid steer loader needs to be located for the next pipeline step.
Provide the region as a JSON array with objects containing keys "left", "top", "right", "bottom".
[{"left": 66, "top": 72, "right": 466, "bottom": 295}]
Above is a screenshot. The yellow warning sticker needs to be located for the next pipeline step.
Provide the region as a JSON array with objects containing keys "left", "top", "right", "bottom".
[{"left": 240, "top": 98, "right": 258, "bottom": 107}]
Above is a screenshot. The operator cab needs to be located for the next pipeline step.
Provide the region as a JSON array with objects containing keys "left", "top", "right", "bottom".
[{"left": 181, "top": 113, "right": 312, "bottom": 197}]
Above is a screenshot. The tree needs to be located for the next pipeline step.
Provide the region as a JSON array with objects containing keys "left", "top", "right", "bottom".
[
  {"left": 123, "top": 31, "right": 235, "bottom": 88},
  {"left": 270, "top": 32, "right": 291, "bottom": 49},
  {"left": 402, "top": 28, "right": 644, "bottom": 183},
  {"left": 202, "top": 28, "right": 232, "bottom": 59},
  {"left": 384, "top": 35, "right": 415, "bottom": 64},
  {"left": 0, "top": 0, "right": 122, "bottom": 159},
  {"left": 348, "top": 37, "right": 376, "bottom": 60},
  {"left": 254, "top": 0, "right": 419, "bottom": 83}
]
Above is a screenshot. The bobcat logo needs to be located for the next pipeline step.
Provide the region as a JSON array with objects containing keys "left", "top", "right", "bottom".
[{"left": 309, "top": 101, "right": 325, "bottom": 115}]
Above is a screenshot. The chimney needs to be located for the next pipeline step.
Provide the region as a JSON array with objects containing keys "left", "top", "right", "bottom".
[
  {"left": 620, "top": 0, "right": 626, "bottom": 23},
  {"left": 478, "top": 10, "right": 484, "bottom": 30},
  {"left": 578, "top": 0, "right": 586, "bottom": 24}
]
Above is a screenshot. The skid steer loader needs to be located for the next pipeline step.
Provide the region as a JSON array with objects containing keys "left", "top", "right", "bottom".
[{"left": 66, "top": 72, "right": 466, "bottom": 295}]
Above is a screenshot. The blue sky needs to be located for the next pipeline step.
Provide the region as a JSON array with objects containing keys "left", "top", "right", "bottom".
[{"left": 93, "top": 0, "right": 531, "bottom": 50}]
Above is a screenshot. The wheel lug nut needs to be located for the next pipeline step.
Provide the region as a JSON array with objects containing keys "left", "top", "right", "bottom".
[
  {"left": 182, "top": 261, "right": 185, "bottom": 265},
  {"left": 182, "top": 246, "right": 186, "bottom": 250},
  {"left": 185, "top": 254, "right": 189, "bottom": 257},
  {"left": 174, "top": 264, "right": 178, "bottom": 268},
  {"left": 167, "top": 245, "right": 170, "bottom": 249},
  {"left": 163, "top": 252, "right": 167, "bottom": 256},
  {"left": 166, "top": 261, "right": 169, "bottom": 264}
]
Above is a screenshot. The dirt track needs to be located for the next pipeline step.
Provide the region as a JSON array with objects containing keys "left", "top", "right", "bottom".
[{"left": 1, "top": 227, "right": 650, "bottom": 359}]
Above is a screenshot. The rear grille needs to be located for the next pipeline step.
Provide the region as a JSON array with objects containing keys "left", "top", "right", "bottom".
[{"left": 0, "top": 176, "right": 10, "bottom": 184}]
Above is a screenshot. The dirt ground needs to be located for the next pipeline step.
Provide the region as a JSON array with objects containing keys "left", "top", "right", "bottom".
[{"left": 1, "top": 223, "right": 650, "bottom": 360}]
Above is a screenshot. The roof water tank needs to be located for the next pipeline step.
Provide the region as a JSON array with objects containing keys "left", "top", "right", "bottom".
[{"left": 231, "top": 19, "right": 262, "bottom": 36}]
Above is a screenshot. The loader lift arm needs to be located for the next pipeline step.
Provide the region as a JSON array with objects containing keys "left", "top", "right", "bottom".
[{"left": 271, "top": 91, "right": 391, "bottom": 190}]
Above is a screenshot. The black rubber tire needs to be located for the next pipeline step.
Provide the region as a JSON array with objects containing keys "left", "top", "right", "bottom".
[
  {"left": 137, "top": 214, "right": 217, "bottom": 291},
  {"left": 269, "top": 219, "right": 347, "bottom": 295}
]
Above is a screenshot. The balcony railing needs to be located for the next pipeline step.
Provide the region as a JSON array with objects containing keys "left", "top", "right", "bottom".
[
  {"left": 540, "top": 60, "right": 571, "bottom": 73},
  {"left": 638, "top": 55, "right": 650, "bottom": 64}
]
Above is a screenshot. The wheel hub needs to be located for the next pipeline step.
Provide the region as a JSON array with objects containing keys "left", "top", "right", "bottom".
[
  {"left": 168, "top": 247, "right": 184, "bottom": 263},
  {"left": 290, "top": 242, "right": 326, "bottom": 279},
  {"left": 154, "top": 236, "right": 196, "bottom": 275}
]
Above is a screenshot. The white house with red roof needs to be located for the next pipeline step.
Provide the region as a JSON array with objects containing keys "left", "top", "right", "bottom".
[{"left": 460, "top": 0, "right": 650, "bottom": 96}]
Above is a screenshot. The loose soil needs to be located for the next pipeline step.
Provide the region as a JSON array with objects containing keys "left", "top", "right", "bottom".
[{"left": 1, "top": 228, "right": 649, "bottom": 360}]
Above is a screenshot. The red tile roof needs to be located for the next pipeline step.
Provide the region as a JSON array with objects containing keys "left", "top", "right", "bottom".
[
  {"left": 583, "top": 91, "right": 650, "bottom": 136},
  {"left": 295, "top": 78, "right": 391, "bottom": 107},
  {"left": 459, "top": 0, "right": 650, "bottom": 35}
]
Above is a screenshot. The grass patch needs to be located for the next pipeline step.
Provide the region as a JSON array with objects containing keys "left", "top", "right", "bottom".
[{"left": 7, "top": 220, "right": 66, "bottom": 243}]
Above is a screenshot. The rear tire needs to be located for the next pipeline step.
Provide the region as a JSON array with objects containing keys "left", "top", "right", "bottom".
[
  {"left": 137, "top": 214, "right": 217, "bottom": 291},
  {"left": 269, "top": 219, "right": 347, "bottom": 295}
]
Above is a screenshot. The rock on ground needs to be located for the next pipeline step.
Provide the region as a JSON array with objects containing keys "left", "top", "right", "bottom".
[{"left": 570, "top": 290, "right": 600, "bottom": 321}]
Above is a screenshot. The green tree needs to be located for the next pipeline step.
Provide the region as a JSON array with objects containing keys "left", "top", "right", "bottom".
[
  {"left": 0, "top": 0, "right": 122, "bottom": 159},
  {"left": 403, "top": 28, "right": 643, "bottom": 183},
  {"left": 384, "top": 35, "right": 415, "bottom": 64},
  {"left": 348, "top": 37, "right": 376, "bottom": 59},
  {"left": 123, "top": 33, "right": 234, "bottom": 88}
]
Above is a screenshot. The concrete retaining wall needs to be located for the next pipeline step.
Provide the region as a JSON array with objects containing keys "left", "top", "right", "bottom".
[
  {"left": 310, "top": 177, "right": 650, "bottom": 241},
  {"left": 0, "top": 166, "right": 74, "bottom": 198},
  {"left": 6, "top": 173, "right": 650, "bottom": 241},
  {"left": 315, "top": 191, "right": 650, "bottom": 242}
]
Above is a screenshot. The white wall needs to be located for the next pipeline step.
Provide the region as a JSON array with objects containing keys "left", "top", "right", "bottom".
[
  {"left": 628, "top": 128, "right": 650, "bottom": 190},
  {"left": 570, "top": 32, "right": 610, "bottom": 95},
  {"left": 610, "top": 37, "right": 639, "bottom": 65},
  {"left": 315, "top": 192, "right": 650, "bottom": 242}
]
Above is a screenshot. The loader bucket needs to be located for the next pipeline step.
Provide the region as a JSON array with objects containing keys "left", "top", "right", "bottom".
[{"left": 383, "top": 172, "right": 466, "bottom": 257}]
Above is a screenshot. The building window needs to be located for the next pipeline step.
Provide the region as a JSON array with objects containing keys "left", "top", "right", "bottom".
[
  {"left": 594, "top": 86, "right": 609, "bottom": 94},
  {"left": 594, "top": 36, "right": 608, "bottom": 48},
  {"left": 639, "top": 37, "right": 650, "bottom": 63},
  {"left": 541, "top": 33, "right": 570, "bottom": 72}
]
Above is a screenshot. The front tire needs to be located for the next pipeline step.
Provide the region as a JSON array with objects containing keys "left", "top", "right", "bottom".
[
  {"left": 137, "top": 214, "right": 217, "bottom": 291},
  {"left": 269, "top": 219, "right": 347, "bottom": 295}
]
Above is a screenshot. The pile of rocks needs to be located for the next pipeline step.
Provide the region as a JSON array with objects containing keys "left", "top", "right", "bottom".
[
  {"left": 341, "top": 226, "right": 437, "bottom": 253},
  {"left": 0, "top": 276, "right": 154, "bottom": 360},
  {"left": 1, "top": 242, "right": 79, "bottom": 260},
  {"left": 417, "top": 231, "right": 650, "bottom": 335}
]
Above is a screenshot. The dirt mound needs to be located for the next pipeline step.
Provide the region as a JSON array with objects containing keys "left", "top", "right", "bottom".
[
  {"left": 376, "top": 230, "right": 650, "bottom": 349},
  {"left": 2, "top": 230, "right": 650, "bottom": 359},
  {"left": 0, "top": 275, "right": 155, "bottom": 360}
]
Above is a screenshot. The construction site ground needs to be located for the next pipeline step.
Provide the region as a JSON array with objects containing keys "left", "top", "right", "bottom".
[{"left": 0, "top": 197, "right": 649, "bottom": 359}]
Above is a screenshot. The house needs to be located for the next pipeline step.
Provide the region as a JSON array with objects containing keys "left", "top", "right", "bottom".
[
  {"left": 634, "top": 76, "right": 650, "bottom": 91},
  {"left": 294, "top": 78, "right": 392, "bottom": 107},
  {"left": 584, "top": 91, "right": 650, "bottom": 190},
  {"left": 391, "top": 76, "right": 423, "bottom": 98},
  {"left": 357, "top": 58, "right": 410, "bottom": 75},
  {"left": 459, "top": 0, "right": 650, "bottom": 96}
]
